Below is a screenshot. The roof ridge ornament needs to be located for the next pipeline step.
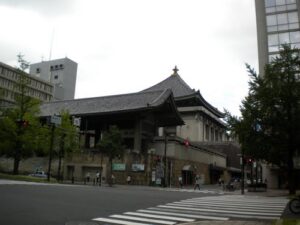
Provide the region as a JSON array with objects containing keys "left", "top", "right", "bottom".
[{"left": 172, "top": 65, "right": 179, "bottom": 75}]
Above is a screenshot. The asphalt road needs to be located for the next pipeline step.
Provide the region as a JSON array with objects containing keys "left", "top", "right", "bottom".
[{"left": 0, "top": 182, "right": 210, "bottom": 225}]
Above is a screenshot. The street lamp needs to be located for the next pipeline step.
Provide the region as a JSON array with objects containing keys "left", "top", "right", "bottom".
[
  {"left": 238, "top": 150, "right": 245, "bottom": 195},
  {"left": 163, "top": 132, "right": 168, "bottom": 187}
]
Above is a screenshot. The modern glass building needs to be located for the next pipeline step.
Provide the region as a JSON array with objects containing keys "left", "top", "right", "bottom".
[{"left": 255, "top": 0, "right": 300, "bottom": 74}]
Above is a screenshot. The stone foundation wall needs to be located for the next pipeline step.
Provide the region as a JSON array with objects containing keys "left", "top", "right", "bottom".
[{"left": 0, "top": 157, "right": 59, "bottom": 175}]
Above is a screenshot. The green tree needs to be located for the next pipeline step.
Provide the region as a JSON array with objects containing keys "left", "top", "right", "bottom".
[
  {"left": 226, "top": 45, "right": 300, "bottom": 194},
  {"left": 97, "top": 125, "right": 123, "bottom": 186},
  {"left": 0, "top": 54, "right": 42, "bottom": 174},
  {"left": 55, "top": 111, "right": 79, "bottom": 180}
]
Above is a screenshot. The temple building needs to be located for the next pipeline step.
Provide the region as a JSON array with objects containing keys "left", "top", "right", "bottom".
[{"left": 37, "top": 67, "right": 240, "bottom": 186}]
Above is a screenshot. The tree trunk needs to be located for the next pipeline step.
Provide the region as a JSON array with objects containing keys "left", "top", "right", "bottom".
[
  {"left": 109, "top": 157, "right": 113, "bottom": 187},
  {"left": 288, "top": 147, "right": 296, "bottom": 195},
  {"left": 13, "top": 153, "right": 20, "bottom": 175},
  {"left": 57, "top": 134, "right": 65, "bottom": 182},
  {"left": 13, "top": 138, "right": 21, "bottom": 175}
]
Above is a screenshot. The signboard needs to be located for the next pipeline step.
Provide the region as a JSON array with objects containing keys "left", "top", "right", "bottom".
[
  {"left": 151, "top": 171, "right": 156, "bottom": 182},
  {"left": 50, "top": 115, "right": 61, "bottom": 125},
  {"left": 132, "top": 164, "right": 145, "bottom": 172},
  {"left": 73, "top": 117, "right": 81, "bottom": 127},
  {"left": 156, "top": 178, "right": 161, "bottom": 185},
  {"left": 156, "top": 164, "right": 164, "bottom": 178},
  {"left": 112, "top": 163, "right": 126, "bottom": 171}
]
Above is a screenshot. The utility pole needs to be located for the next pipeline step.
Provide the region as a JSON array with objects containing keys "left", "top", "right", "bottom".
[
  {"left": 241, "top": 150, "right": 245, "bottom": 195},
  {"left": 47, "top": 124, "right": 55, "bottom": 182},
  {"left": 57, "top": 132, "right": 66, "bottom": 182},
  {"left": 47, "top": 115, "right": 61, "bottom": 182}
]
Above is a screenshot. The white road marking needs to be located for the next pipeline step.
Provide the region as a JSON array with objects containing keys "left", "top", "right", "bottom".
[
  {"left": 110, "top": 214, "right": 176, "bottom": 224},
  {"left": 93, "top": 217, "right": 150, "bottom": 225},
  {"left": 124, "top": 212, "right": 195, "bottom": 222},
  {"left": 138, "top": 209, "right": 229, "bottom": 220}
]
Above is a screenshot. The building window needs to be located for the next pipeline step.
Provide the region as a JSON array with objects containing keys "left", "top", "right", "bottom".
[
  {"left": 268, "top": 31, "right": 300, "bottom": 53},
  {"left": 266, "top": 12, "right": 299, "bottom": 32},
  {"left": 265, "top": 0, "right": 297, "bottom": 13},
  {"left": 36, "top": 68, "right": 40, "bottom": 73},
  {"left": 54, "top": 75, "right": 58, "bottom": 79}
]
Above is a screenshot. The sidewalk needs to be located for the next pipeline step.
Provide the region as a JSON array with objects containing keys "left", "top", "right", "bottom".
[
  {"left": 176, "top": 188, "right": 299, "bottom": 225},
  {"left": 179, "top": 221, "right": 273, "bottom": 225}
]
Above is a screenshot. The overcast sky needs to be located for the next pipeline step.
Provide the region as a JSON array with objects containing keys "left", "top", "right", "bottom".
[{"left": 0, "top": 0, "right": 258, "bottom": 116}]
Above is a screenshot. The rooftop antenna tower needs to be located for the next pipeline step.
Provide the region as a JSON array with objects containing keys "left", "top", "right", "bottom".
[{"left": 49, "top": 28, "right": 55, "bottom": 61}]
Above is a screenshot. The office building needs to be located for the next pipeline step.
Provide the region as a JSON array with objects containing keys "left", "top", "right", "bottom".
[
  {"left": 255, "top": 0, "right": 300, "bottom": 74},
  {"left": 0, "top": 62, "right": 53, "bottom": 107},
  {"left": 30, "top": 58, "right": 77, "bottom": 101}
]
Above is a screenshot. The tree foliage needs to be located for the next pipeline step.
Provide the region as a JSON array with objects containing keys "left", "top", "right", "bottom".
[
  {"left": 55, "top": 110, "right": 79, "bottom": 155},
  {"left": 225, "top": 45, "right": 300, "bottom": 194},
  {"left": 97, "top": 125, "right": 123, "bottom": 185},
  {"left": 0, "top": 54, "right": 42, "bottom": 174}
]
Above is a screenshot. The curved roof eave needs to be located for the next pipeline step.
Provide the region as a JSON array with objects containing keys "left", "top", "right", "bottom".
[
  {"left": 39, "top": 89, "right": 184, "bottom": 126},
  {"left": 175, "top": 91, "right": 225, "bottom": 118}
]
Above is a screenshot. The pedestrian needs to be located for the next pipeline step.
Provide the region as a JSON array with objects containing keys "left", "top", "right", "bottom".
[
  {"left": 194, "top": 175, "right": 201, "bottom": 190},
  {"left": 96, "top": 171, "right": 100, "bottom": 183},
  {"left": 126, "top": 175, "right": 131, "bottom": 184},
  {"left": 86, "top": 172, "right": 90, "bottom": 183},
  {"left": 178, "top": 176, "right": 183, "bottom": 188},
  {"left": 264, "top": 178, "right": 268, "bottom": 188},
  {"left": 111, "top": 174, "right": 115, "bottom": 184}
]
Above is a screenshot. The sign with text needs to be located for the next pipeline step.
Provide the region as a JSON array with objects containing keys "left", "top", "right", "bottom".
[
  {"left": 131, "top": 164, "right": 145, "bottom": 172},
  {"left": 50, "top": 115, "right": 61, "bottom": 125},
  {"left": 112, "top": 163, "right": 126, "bottom": 171}
]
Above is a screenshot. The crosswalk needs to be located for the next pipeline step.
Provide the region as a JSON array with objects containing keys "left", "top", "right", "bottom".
[
  {"left": 92, "top": 195, "right": 289, "bottom": 225},
  {"left": 156, "top": 187, "right": 224, "bottom": 195}
]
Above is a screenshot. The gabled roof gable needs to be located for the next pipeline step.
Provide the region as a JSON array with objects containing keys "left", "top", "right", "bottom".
[{"left": 141, "top": 67, "right": 224, "bottom": 118}]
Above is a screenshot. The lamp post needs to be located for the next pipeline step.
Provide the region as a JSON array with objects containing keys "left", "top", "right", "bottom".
[
  {"left": 164, "top": 132, "right": 168, "bottom": 187},
  {"left": 239, "top": 150, "right": 245, "bottom": 195}
]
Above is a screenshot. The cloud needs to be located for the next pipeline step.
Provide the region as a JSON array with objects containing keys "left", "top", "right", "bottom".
[
  {"left": 0, "top": 0, "right": 75, "bottom": 17},
  {"left": 0, "top": 0, "right": 258, "bottom": 117}
]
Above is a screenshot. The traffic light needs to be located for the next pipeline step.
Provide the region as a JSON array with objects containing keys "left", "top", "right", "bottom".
[
  {"left": 16, "top": 119, "right": 29, "bottom": 128},
  {"left": 246, "top": 157, "right": 254, "bottom": 164},
  {"left": 184, "top": 139, "right": 190, "bottom": 147},
  {"left": 22, "top": 120, "right": 29, "bottom": 127}
]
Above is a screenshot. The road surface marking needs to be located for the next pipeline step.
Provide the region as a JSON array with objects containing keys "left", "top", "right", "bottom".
[
  {"left": 93, "top": 217, "right": 150, "bottom": 225},
  {"left": 124, "top": 212, "right": 195, "bottom": 222},
  {"left": 110, "top": 214, "right": 176, "bottom": 224},
  {"left": 138, "top": 209, "right": 229, "bottom": 220}
]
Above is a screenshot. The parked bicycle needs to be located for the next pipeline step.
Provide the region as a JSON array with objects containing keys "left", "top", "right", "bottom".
[{"left": 288, "top": 195, "right": 300, "bottom": 214}]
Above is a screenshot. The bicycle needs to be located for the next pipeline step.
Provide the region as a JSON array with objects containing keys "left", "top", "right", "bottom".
[{"left": 288, "top": 195, "right": 300, "bottom": 214}]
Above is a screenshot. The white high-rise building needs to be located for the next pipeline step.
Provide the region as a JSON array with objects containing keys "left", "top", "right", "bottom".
[
  {"left": 255, "top": 0, "right": 300, "bottom": 74},
  {"left": 30, "top": 57, "right": 77, "bottom": 100}
]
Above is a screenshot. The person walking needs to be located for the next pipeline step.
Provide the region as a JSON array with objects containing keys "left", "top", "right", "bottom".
[
  {"left": 126, "top": 175, "right": 131, "bottom": 184},
  {"left": 111, "top": 174, "right": 115, "bottom": 184},
  {"left": 194, "top": 175, "right": 201, "bottom": 190},
  {"left": 96, "top": 171, "right": 100, "bottom": 183},
  {"left": 178, "top": 176, "right": 183, "bottom": 188},
  {"left": 86, "top": 172, "right": 90, "bottom": 183}
]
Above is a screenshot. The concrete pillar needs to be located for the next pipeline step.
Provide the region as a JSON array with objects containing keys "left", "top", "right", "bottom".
[{"left": 133, "top": 119, "right": 141, "bottom": 153}]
